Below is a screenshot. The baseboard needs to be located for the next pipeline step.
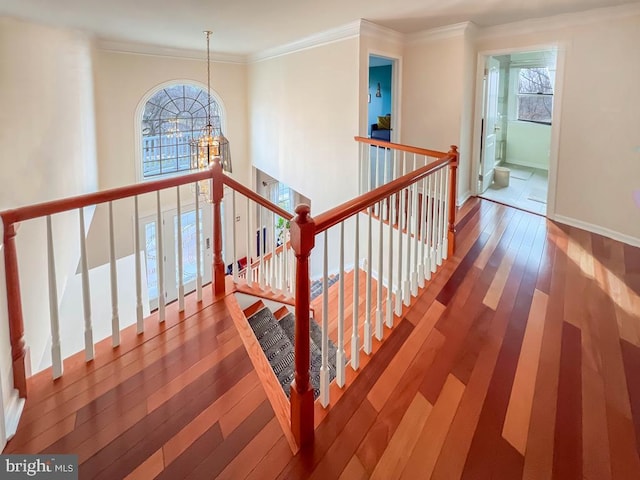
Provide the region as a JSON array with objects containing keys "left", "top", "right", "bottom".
[
  {"left": 4, "top": 388, "right": 25, "bottom": 441},
  {"left": 457, "top": 190, "right": 472, "bottom": 207},
  {"left": 503, "top": 160, "right": 549, "bottom": 171},
  {"left": 551, "top": 214, "right": 640, "bottom": 248}
]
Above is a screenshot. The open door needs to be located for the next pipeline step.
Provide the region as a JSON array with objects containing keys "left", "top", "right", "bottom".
[{"left": 480, "top": 57, "right": 500, "bottom": 193}]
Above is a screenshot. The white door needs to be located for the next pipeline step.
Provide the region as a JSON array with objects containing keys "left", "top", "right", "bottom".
[
  {"left": 141, "top": 205, "right": 212, "bottom": 310},
  {"left": 480, "top": 57, "right": 500, "bottom": 193}
]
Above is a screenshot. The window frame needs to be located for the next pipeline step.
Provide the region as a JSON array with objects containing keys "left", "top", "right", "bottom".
[
  {"left": 135, "top": 80, "right": 228, "bottom": 182},
  {"left": 514, "top": 66, "right": 554, "bottom": 126}
]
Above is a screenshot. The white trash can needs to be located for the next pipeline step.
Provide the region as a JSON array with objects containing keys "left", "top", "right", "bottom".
[{"left": 494, "top": 166, "right": 510, "bottom": 188}]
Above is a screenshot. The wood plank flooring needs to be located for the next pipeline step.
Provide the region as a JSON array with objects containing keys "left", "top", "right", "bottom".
[{"left": 5, "top": 198, "right": 640, "bottom": 479}]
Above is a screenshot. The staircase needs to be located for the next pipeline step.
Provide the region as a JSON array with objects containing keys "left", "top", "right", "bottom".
[{"left": 241, "top": 298, "right": 337, "bottom": 400}]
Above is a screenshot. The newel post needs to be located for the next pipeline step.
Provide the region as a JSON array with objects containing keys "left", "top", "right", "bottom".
[
  {"left": 2, "top": 219, "right": 28, "bottom": 397},
  {"left": 447, "top": 145, "right": 459, "bottom": 258},
  {"left": 290, "top": 204, "right": 315, "bottom": 447},
  {"left": 211, "top": 157, "right": 226, "bottom": 297}
]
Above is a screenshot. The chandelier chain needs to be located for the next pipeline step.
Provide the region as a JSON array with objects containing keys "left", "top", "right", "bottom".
[{"left": 205, "top": 30, "right": 212, "bottom": 129}]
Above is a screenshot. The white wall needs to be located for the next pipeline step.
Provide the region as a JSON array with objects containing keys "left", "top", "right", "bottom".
[
  {"left": 0, "top": 17, "right": 99, "bottom": 442},
  {"left": 475, "top": 10, "right": 640, "bottom": 242},
  {"left": 87, "top": 50, "right": 250, "bottom": 269},
  {"left": 248, "top": 38, "right": 360, "bottom": 214},
  {"left": 505, "top": 121, "right": 551, "bottom": 169},
  {"left": 401, "top": 30, "right": 472, "bottom": 204}
]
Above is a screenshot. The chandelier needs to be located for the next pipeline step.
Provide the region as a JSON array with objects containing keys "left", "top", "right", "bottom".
[{"left": 191, "top": 30, "right": 232, "bottom": 199}]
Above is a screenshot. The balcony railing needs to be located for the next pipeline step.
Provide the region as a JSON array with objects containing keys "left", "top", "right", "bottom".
[{"left": 0, "top": 137, "right": 458, "bottom": 448}]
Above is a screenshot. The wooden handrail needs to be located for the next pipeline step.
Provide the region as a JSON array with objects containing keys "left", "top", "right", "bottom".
[
  {"left": 315, "top": 155, "right": 452, "bottom": 233},
  {"left": 222, "top": 175, "right": 292, "bottom": 221},
  {"left": 354, "top": 136, "right": 450, "bottom": 159},
  {"left": 0, "top": 169, "right": 212, "bottom": 225}
]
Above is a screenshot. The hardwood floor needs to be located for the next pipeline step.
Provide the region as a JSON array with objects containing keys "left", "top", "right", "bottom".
[{"left": 5, "top": 198, "right": 640, "bottom": 479}]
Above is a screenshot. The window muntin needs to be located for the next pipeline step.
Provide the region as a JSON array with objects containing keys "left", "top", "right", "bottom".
[
  {"left": 141, "top": 84, "right": 222, "bottom": 178},
  {"left": 517, "top": 67, "right": 553, "bottom": 125}
]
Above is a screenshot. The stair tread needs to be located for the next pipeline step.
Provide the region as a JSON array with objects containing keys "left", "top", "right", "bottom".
[
  {"left": 246, "top": 307, "right": 337, "bottom": 400},
  {"left": 242, "top": 300, "right": 266, "bottom": 319},
  {"left": 273, "top": 306, "right": 290, "bottom": 321}
]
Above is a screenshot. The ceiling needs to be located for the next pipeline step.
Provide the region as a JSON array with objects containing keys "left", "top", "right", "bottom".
[{"left": 1, "top": 0, "right": 638, "bottom": 56}]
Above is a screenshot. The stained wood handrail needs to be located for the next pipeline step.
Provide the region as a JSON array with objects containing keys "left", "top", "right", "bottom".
[
  {"left": 0, "top": 170, "right": 212, "bottom": 225},
  {"left": 222, "top": 175, "right": 292, "bottom": 221},
  {"left": 1, "top": 137, "right": 458, "bottom": 451},
  {"left": 354, "top": 136, "right": 451, "bottom": 159},
  {"left": 315, "top": 155, "right": 453, "bottom": 233}
]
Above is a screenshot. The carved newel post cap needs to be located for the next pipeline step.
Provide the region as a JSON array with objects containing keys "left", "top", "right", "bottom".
[
  {"left": 295, "top": 204, "right": 311, "bottom": 221},
  {"left": 449, "top": 145, "right": 458, "bottom": 153}
]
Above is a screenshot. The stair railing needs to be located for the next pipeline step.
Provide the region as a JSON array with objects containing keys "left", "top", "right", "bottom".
[
  {"left": 0, "top": 158, "right": 292, "bottom": 398},
  {"left": 1, "top": 139, "right": 457, "bottom": 451},
  {"left": 290, "top": 142, "right": 458, "bottom": 446}
]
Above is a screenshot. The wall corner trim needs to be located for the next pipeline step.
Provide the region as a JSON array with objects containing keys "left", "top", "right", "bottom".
[
  {"left": 476, "top": 3, "right": 640, "bottom": 40},
  {"left": 3, "top": 388, "right": 25, "bottom": 442},
  {"left": 457, "top": 190, "right": 473, "bottom": 207},
  {"left": 96, "top": 39, "right": 247, "bottom": 64},
  {"left": 551, "top": 214, "right": 640, "bottom": 248},
  {"left": 250, "top": 20, "right": 362, "bottom": 63},
  {"left": 407, "top": 21, "right": 476, "bottom": 45},
  {"left": 359, "top": 19, "right": 406, "bottom": 44}
]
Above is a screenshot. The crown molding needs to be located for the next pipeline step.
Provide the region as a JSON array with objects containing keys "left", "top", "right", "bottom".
[
  {"left": 407, "top": 21, "right": 475, "bottom": 45},
  {"left": 477, "top": 2, "right": 640, "bottom": 40},
  {"left": 96, "top": 39, "right": 247, "bottom": 64},
  {"left": 359, "top": 19, "right": 405, "bottom": 44},
  {"left": 249, "top": 20, "right": 361, "bottom": 63}
]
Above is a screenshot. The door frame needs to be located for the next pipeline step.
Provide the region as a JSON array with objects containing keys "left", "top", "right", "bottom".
[
  {"left": 471, "top": 43, "right": 567, "bottom": 218},
  {"left": 367, "top": 50, "right": 402, "bottom": 142},
  {"left": 138, "top": 202, "right": 212, "bottom": 309}
]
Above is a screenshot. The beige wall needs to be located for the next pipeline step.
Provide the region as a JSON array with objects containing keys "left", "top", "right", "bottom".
[
  {"left": 248, "top": 38, "right": 360, "bottom": 214},
  {"left": 359, "top": 30, "right": 405, "bottom": 139},
  {"left": 88, "top": 50, "right": 250, "bottom": 267},
  {"left": 0, "top": 17, "right": 98, "bottom": 411},
  {"left": 475, "top": 12, "right": 640, "bottom": 242},
  {"left": 506, "top": 121, "right": 551, "bottom": 169},
  {"left": 401, "top": 32, "right": 472, "bottom": 202}
]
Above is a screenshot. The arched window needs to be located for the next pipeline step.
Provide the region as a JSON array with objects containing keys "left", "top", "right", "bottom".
[{"left": 140, "top": 83, "right": 224, "bottom": 179}]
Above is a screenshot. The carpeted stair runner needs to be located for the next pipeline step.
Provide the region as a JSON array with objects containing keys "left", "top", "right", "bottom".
[{"left": 246, "top": 305, "right": 337, "bottom": 400}]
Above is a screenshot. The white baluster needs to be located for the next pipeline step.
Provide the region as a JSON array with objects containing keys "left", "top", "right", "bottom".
[
  {"left": 443, "top": 165, "right": 450, "bottom": 260},
  {"left": 358, "top": 142, "right": 363, "bottom": 194},
  {"left": 78, "top": 208, "right": 94, "bottom": 361},
  {"left": 176, "top": 188, "right": 185, "bottom": 312},
  {"left": 109, "top": 201, "right": 120, "bottom": 346},
  {"left": 259, "top": 208, "right": 265, "bottom": 289},
  {"left": 411, "top": 173, "right": 420, "bottom": 297},
  {"left": 375, "top": 198, "right": 384, "bottom": 341},
  {"left": 337, "top": 221, "right": 346, "bottom": 387},
  {"left": 245, "top": 198, "right": 253, "bottom": 287},
  {"left": 431, "top": 172, "right": 438, "bottom": 274},
  {"left": 396, "top": 186, "right": 404, "bottom": 315},
  {"left": 156, "top": 191, "right": 165, "bottom": 322},
  {"left": 351, "top": 214, "right": 360, "bottom": 370},
  {"left": 437, "top": 168, "right": 445, "bottom": 266},
  {"left": 271, "top": 211, "right": 277, "bottom": 293},
  {"left": 134, "top": 196, "right": 143, "bottom": 333},
  {"left": 418, "top": 176, "right": 428, "bottom": 288},
  {"left": 364, "top": 205, "right": 373, "bottom": 355},
  {"left": 46, "top": 216, "right": 63, "bottom": 379},
  {"left": 386, "top": 192, "right": 395, "bottom": 328},
  {"left": 403, "top": 183, "right": 412, "bottom": 306},
  {"left": 232, "top": 191, "right": 238, "bottom": 282},
  {"left": 283, "top": 228, "right": 289, "bottom": 295},
  {"left": 320, "top": 230, "right": 330, "bottom": 407},
  {"left": 195, "top": 184, "right": 203, "bottom": 302}
]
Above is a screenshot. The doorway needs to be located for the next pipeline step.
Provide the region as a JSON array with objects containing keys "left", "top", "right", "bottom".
[
  {"left": 368, "top": 55, "right": 395, "bottom": 143},
  {"left": 476, "top": 48, "right": 558, "bottom": 216},
  {"left": 140, "top": 204, "right": 212, "bottom": 310}
]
